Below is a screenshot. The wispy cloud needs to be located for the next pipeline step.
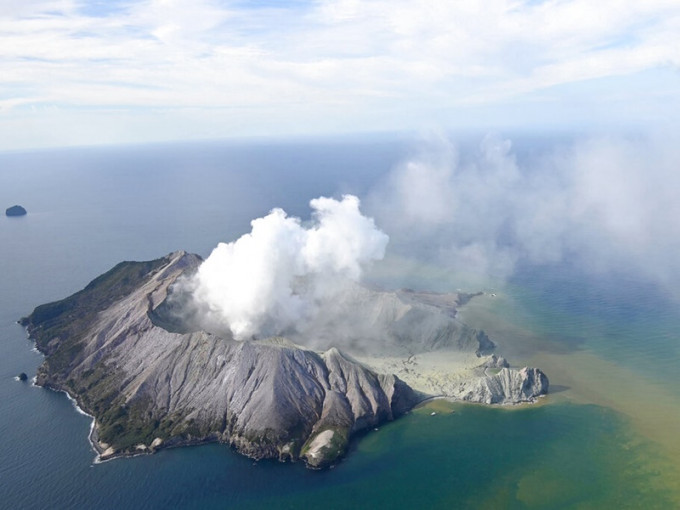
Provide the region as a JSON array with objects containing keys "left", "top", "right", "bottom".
[{"left": 1, "top": 0, "right": 679, "bottom": 148}]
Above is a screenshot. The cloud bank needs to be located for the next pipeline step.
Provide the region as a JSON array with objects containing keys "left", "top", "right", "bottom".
[
  {"left": 368, "top": 132, "right": 680, "bottom": 294},
  {"left": 174, "top": 132, "right": 679, "bottom": 349},
  {"left": 2, "top": 1, "right": 679, "bottom": 149},
  {"left": 189, "top": 194, "right": 388, "bottom": 340}
]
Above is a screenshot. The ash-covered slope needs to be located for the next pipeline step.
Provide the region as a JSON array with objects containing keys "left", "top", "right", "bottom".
[
  {"left": 288, "top": 282, "right": 494, "bottom": 355},
  {"left": 22, "top": 251, "right": 420, "bottom": 468}
]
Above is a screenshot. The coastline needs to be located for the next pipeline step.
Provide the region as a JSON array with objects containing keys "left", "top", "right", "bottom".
[
  {"left": 31, "top": 379, "right": 106, "bottom": 463},
  {"left": 23, "top": 322, "right": 109, "bottom": 463},
  {"left": 30, "top": 347, "right": 546, "bottom": 467},
  {"left": 27, "top": 364, "right": 152, "bottom": 464}
]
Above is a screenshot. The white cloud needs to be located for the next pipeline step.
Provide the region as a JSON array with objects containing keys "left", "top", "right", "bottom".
[
  {"left": 368, "top": 131, "right": 680, "bottom": 294},
  {"left": 1, "top": 0, "right": 679, "bottom": 148},
  {"left": 190, "top": 194, "right": 388, "bottom": 339}
]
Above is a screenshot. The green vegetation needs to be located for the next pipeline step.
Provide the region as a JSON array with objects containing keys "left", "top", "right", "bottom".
[{"left": 97, "top": 396, "right": 160, "bottom": 449}]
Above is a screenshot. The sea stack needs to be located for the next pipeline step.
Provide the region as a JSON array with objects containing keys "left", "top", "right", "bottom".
[{"left": 6, "top": 205, "right": 27, "bottom": 217}]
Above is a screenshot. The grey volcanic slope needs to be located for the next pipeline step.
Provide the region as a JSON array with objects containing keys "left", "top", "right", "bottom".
[
  {"left": 22, "top": 251, "right": 421, "bottom": 468},
  {"left": 287, "top": 282, "right": 495, "bottom": 355}
]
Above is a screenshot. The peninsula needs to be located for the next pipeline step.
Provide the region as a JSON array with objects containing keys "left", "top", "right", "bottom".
[{"left": 22, "top": 251, "right": 548, "bottom": 468}]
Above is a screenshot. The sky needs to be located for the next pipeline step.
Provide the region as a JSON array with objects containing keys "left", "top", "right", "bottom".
[{"left": 1, "top": 0, "right": 679, "bottom": 150}]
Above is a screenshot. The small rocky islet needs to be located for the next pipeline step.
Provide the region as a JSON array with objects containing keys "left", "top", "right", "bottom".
[
  {"left": 21, "top": 251, "right": 548, "bottom": 469},
  {"left": 6, "top": 205, "right": 27, "bottom": 217}
]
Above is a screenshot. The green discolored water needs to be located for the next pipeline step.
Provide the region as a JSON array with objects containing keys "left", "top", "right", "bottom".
[
  {"left": 219, "top": 401, "right": 675, "bottom": 510},
  {"left": 457, "top": 273, "right": 680, "bottom": 508}
]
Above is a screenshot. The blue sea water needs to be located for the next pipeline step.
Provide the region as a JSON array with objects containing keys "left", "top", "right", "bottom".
[{"left": 1, "top": 138, "right": 679, "bottom": 509}]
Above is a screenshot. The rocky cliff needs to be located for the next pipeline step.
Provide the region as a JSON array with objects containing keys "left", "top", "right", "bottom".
[{"left": 442, "top": 367, "right": 549, "bottom": 404}]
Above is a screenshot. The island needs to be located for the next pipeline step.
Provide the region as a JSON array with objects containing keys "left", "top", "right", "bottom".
[
  {"left": 21, "top": 251, "right": 548, "bottom": 468},
  {"left": 6, "top": 205, "right": 27, "bottom": 217}
]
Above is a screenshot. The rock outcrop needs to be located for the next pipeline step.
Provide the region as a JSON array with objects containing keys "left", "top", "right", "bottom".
[
  {"left": 6, "top": 205, "right": 27, "bottom": 216},
  {"left": 482, "top": 354, "right": 509, "bottom": 369},
  {"left": 446, "top": 367, "right": 549, "bottom": 404}
]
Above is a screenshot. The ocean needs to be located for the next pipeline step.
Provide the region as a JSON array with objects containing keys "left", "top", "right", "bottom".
[{"left": 1, "top": 137, "right": 679, "bottom": 509}]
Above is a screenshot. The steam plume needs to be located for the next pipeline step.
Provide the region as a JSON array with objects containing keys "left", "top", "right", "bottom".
[{"left": 190, "top": 194, "right": 388, "bottom": 339}]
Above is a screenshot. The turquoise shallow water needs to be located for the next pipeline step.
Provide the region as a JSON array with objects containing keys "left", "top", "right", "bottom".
[{"left": 1, "top": 139, "right": 679, "bottom": 508}]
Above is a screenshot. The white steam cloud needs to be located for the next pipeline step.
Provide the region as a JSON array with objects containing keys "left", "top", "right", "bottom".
[
  {"left": 368, "top": 131, "right": 680, "bottom": 294},
  {"left": 190, "top": 195, "right": 388, "bottom": 340},
  {"left": 182, "top": 131, "right": 679, "bottom": 347}
]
